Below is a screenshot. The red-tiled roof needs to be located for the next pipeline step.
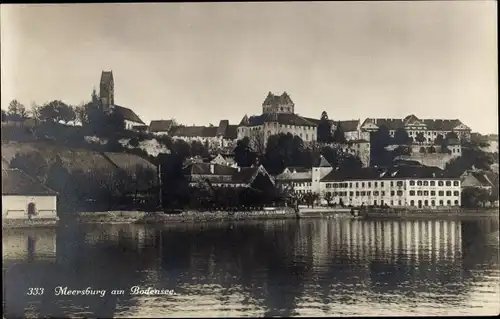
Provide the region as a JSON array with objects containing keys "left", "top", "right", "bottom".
[{"left": 2, "top": 169, "right": 58, "bottom": 196}]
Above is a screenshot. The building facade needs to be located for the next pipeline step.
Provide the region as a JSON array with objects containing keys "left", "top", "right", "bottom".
[
  {"left": 238, "top": 92, "right": 318, "bottom": 150},
  {"left": 170, "top": 120, "right": 238, "bottom": 151},
  {"left": 360, "top": 114, "right": 471, "bottom": 142},
  {"left": 2, "top": 169, "right": 58, "bottom": 220}
]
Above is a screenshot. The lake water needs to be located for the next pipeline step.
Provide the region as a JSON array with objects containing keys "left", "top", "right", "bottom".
[{"left": 3, "top": 217, "right": 500, "bottom": 317}]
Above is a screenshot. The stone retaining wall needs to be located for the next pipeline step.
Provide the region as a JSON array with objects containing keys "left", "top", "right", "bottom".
[
  {"left": 2, "top": 218, "right": 59, "bottom": 228},
  {"left": 77, "top": 209, "right": 298, "bottom": 224}
]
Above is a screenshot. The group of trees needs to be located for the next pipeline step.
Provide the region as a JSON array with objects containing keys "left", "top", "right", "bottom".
[
  {"left": 233, "top": 133, "right": 363, "bottom": 175},
  {"left": 461, "top": 187, "right": 498, "bottom": 208},
  {"left": 317, "top": 111, "right": 347, "bottom": 144}
]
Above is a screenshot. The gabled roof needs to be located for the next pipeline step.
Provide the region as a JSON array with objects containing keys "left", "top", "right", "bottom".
[
  {"left": 112, "top": 105, "right": 144, "bottom": 124},
  {"left": 100, "top": 71, "right": 113, "bottom": 85},
  {"left": 2, "top": 169, "right": 58, "bottom": 196},
  {"left": 149, "top": 120, "right": 174, "bottom": 132},
  {"left": 312, "top": 155, "right": 331, "bottom": 168},
  {"left": 171, "top": 126, "right": 218, "bottom": 138},
  {"left": 335, "top": 120, "right": 360, "bottom": 132},
  {"left": 262, "top": 92, "right": 294, "bottom": 106},
  {"left": 362, "top": 115, "right": 469, "bottom": 131},
  {"left": 215, "top": 120, "right": 238, "bottom": 139},
  {"left": 183, "top": 163, "right": 272, "bottom": 185},
  {"left": 321, "top": 165, "right": 457, "bottom": 182},
  {"left": 241, "top": 113, "right": 316, "bottom": 127}
]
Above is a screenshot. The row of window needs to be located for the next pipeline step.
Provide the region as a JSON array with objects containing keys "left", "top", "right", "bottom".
[
  {"left": 409, "top": 190, "right": 460, "bottom": 197},
  {"left": 326, "top": 181, "right": 404, "bottom": 188},
  {"left": 327, "top": 190, "right": 404, "bottom": 197},
  {"left": 292, "top": 182, "right": 312, "bottom": 187},
  {"left": 409, "top": 180, "right": 459, "bottom": 187},
  {"left": 410, "top": 199, "right": 459, "bottom": 206}
]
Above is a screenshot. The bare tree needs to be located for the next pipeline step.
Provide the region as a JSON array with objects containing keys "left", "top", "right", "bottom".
[{"left": 8, "top": 100, "right": 29, "bottom": 118}]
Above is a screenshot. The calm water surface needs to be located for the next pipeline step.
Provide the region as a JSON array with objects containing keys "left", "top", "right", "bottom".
[{"left": 3, "top": 217, "right": 500, "bottom": 317}]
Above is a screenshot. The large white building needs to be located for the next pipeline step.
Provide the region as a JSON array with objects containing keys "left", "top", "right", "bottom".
[
  {"left": 277, "top": 156, "right": 462, "bottom": 208},
  {"left": 359, "top": 114, "right": 471, "bottom": 142},
  {"left": 238, "top": 92, "right": 318, "bottom": 151}
]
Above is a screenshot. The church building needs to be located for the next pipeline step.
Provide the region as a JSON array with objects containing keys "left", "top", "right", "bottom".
[{"left": 99, "top": 71, "right": 145, "bottom": 131}]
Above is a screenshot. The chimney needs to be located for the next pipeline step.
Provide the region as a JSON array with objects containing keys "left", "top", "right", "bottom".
[{"left": 210, "top": 164, "right": 215, "bottom": 174}]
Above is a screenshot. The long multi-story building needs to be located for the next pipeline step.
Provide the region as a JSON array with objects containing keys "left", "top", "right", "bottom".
[
  {"left": 277, "top": 155, "right": 462, "bottom": 208},
  {"left": 237, "top": 92, "right": 317, "bottom": 150},
  {"left": 359, "top": 114, "right": 471, "bottom": 142}
]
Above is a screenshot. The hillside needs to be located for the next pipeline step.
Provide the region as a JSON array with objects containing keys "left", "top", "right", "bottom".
[{"left": 2, "top": 141, "right": 157, "bottom": 181}]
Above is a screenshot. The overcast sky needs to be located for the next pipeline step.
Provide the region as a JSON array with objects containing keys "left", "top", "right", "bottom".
[{"left": 1, "top": 2, "right": 497, "bottom": 134}]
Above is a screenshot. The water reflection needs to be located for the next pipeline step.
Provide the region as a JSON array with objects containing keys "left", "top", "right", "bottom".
[{"left": 2, "top": 218, "right": 499, "bottom": 318}]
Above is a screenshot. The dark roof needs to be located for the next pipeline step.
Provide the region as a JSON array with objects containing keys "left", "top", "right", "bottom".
[
  {"left": 2, "top": 169, "right": 58, "bottom": 196},
  {"left": 215, "top": 120, "right": 238, "bottom": 139},
  {"left": 100, "top": 71, "right": 113, "bottom": 85},
  {"left": 312, "top": 155, "right": 331, "bottom": 168},
  {"left": 149, "top": 120, "right": 174, "bottom": 132},
  {"left": 242, "top": 113, "right": 316, "bottom": 127},
  {"left": 362, "top": 115, "right": 469, "bottom": 131},
  {"left": 239, "top": 115, "right": 249, "bottom": 126},
  {"left": 262, "top": 92, "right": 294, "bottom": 106},
  {"left": 336, "top": 120, "right": 360, "bottom": 132},
  {"left": 321, "top": 165, "right": 458, "bottom": 181},
  {"left": 171, "top": 126, "right": 218, "bottom": 138},
  {"left": 302, "top": 117, "right": 334, "bottom": 126},
  {"left": 285, "top": 166, "right": 310, "bottom": 173},
  {"left": 112, "top": 105, "right": 144, "bottom": 124},
  {"left": 183, "top": 163, "right": 269, "bottom": 185}
]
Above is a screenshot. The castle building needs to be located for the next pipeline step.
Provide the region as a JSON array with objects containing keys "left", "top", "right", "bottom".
[
  {"left": 99, "top": 71, "right": 145, "bottom": 131},
  {"left": 237, "top": 92, "right": 317, "bottom": 150},
  {"left": 360, "top": 114, "right": 471, "bottom": 142}
]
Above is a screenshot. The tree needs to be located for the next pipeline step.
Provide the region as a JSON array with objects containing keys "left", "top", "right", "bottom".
[
  {"left": 129, "top": 137, "right": 140, "bottom": 147},
  {"left": 7, "top": 100, "right": 28, "bottom": 118},
  {"left": 74, "top": 103, "right": 89, "bottom": 125},
  {"left": 370, "top": 125, "right": 392, "bottom": 166},
  {"left": 428, "top": 146, "right": 436, "bottom": 153},
  {"left": 446, "top": 131, "right": 458, "bottom": 141},
  {"left": 338, "top": 154, "right": 363, "bottom": 172},
  {"left": 435, "top": 134, "right": 445, "bottom": 146},
  {"left": 58, "top": 103, "right": 76, "bottom": 124},
  {"left": 444, "top": 141, "right": 495, "bottom": 176},
  {"left": 332, "top": 122, "right": 347, "bottom": 144},
  {"left": 393, "top": 128, "right": 411, "bottom": 145},
  {"left": 415, "top": 132, "right": 426, "bottom": 144},
  {"left": 39, "top": 101, "right": 62, "bottom": 122},
  {"left": 31, "top": 102, "right": 41, "bottom": 121},
  {"left": 234, "top": 137, "right": 253, "bottom": 167},
  {"left": 461, "top": 187, "right": 490, "bottom": 208},
  {"left": 317, "top": 111, "right": 333, "bottom": 143},
  {"left": 419, "top": 147, "right": 426, "bottom": 153},
  {"left": 10, "top": 152, "right": 49, "bottom": 182},
  {"left": 323, "top": 191, "right": 333, "bottom": 206}
]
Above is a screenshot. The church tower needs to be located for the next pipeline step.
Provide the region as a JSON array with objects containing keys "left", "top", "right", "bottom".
[{"left": 99, "top": 70, "right": 114, "bottom": 110}]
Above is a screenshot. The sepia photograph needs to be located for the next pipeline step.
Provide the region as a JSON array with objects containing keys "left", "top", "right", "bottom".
[{"left": 1, "top": 1, "right": 498, "bottom": 317}]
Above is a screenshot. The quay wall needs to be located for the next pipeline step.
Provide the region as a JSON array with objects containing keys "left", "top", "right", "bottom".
[
  {"left": 2, "top": 218, "right": 59, "bottom": 228},
  {"left": 76, "top": 208, "right": 298, "bottom": 224}
]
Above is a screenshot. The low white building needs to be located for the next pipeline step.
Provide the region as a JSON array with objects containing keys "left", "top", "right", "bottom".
[
  {"left": 276, "top": 167, "right": 313, "bottom": 194},
  {"left": 2, "top": 169, "right": 58, "bottom": 220},
  {"left": 170, "top": 120, "right": 238, "bottom": 150}
]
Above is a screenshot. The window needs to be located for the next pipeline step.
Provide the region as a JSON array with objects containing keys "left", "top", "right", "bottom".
[
  {"left": 410, "top": 190, "right": 415, "bottom": 196},
  {"left": 381, "top": 191, "right": 385, "bottom": 196},
  {"left": 446, "top": 191, "right": 452, "bottom": 196},
  {"left": 431, "top": 191, "right": 436, "bottom": 196},
  {"left": 375, "top": 182, "right": 378, "bottom": 187},
  {"left": 362, "top": 182, "right": 365, "bottom": 188},
  {"left": 424, "top": 200, "right": 429, "bottom": 206},
  {"left": 423, "top": 181, "right": 429, "bottom": 186},
  {"left": 397, "top": 181, "right": 403, "bottom": 186},
  {"left": 410, "top": 181, "right": 415, "bottom": 186},
  {"left": 453, "top": 181, "right": 459, "bottom": 186},
  {"left": 381, "top": 182, "right": 384, "bottom": 187},
  {"left": 397, "top": 191, "right": 403, "bottom": 196},
  {"left": 368, "top": 182, "right": 371, "bottom": 187},
  {"left": 431, "top": 200, "right": 435, "bottom": 206},
  {"left": 453, "top": 191, "right": 459, "bottom": 196},
  {"left": 454, "top": 200, "right": 459, "bottom": 206},
  {"left": 417, "top": 181, "right": 423, "bottom": 186},
  {"left": 417, "top": 191, "right": 422, "bottom": 196},
  {"left": 390, "top": 200, "right": 394, "bottom": 205},
  {"left": 333, "top": 183, "right": 338, "bottom": 188},
  {"left": 361, "top": 191, "right": 366, "bottom": 196},
  {"left": 356, "top": 182, "right": 359, "bottom": 188},
  {"left": 439, "top": 200, "right": 444, "bottom": 206},
  {"left": 410, "top": 200, "right": 415, "bottom": 206},
  {"left": 349, "top": 183, "right": 353, "bottom": 188},
  {"left": 439, "top": 191, "right": 444, "bottom": 196},
  {"left": 333, "top": 192, "right": 337, "bottom": 196},
  {"left": 374, "top": 191, "right": 379, "bottom": 196},
  {"left": 349, "top": 191, "right": 354, "bottom": 196},
  {"left": 438, "top": 181, "right": 444, "bottom": 186},
  {"left": 399, "top": 200, "right": 402, "bottom": 206},
  {"left": 447, "top": 200, "right": 451, "bottom": 206},
  {"left": 390, "top": 181, "right": 394, "bottom": 187},
  {"left": 391, "top": 191, "right": 395, "bottom": 196},
  {"left": 356, "top": 191, "right": 359, "bottom": 196},
  {"left": 430, "top": 181, "right": 435, "bottom": 186},
  {"left": 374, "top": 200, "right": 377, "bottom": 206},
  {"left": 367, "top": 191, "right": 371, "bottom": 196},
  {"left": 423, "top": 191, "right": 429, "bottom": 196},
  {"left": 446, "top": 181, "right": 451, "bottom": 186}
]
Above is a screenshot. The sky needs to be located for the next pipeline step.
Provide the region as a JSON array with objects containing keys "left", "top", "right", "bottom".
[{"left": 1, "top": 2, "right": 497, "bottom": 134}]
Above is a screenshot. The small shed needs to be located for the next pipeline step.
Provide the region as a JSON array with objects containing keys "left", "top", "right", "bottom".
[{"left": 2, "top": 169, "right": 58, "bottom": 220}]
